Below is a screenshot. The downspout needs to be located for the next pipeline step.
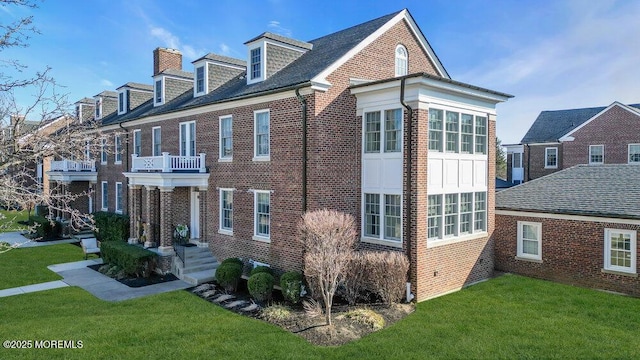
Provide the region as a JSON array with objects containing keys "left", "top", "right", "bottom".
[
  {"left": 526, "top": 144, "right": 530, "bottom": 181},
  {"left": 118, "top": 122, "right": 130, "bottom": 214},
  {"left": 295, "top": 87, "right": 308, "bottom": 213},
  {"left": 400, "top": 78, "right": 415, "bottom": 302}
]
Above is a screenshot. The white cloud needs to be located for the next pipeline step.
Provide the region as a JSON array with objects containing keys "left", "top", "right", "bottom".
[
  {"left": 268, "top": 20, "right": 292, "bottom": 37},
  {"left": 219, "top": 43, "right": 231, "bottom": 56},
  {"left": 149, "top": 26, "right": 203, "bottom": 61},
  {"left": 458, "top": 1, "right": 640, "bottom": 144},
  {"left": 100, "top": 79, "right": 114, "bottom": 87}
]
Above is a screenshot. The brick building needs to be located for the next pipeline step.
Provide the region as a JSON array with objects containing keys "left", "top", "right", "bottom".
[
  {"left": 505, "top": 102, "right": 640, "bottom": 184},
  {"left": 54, "top": 9, "right": 511, "bottom": 301},
  {"left": 495, "top": 164, "right": 640, "bottom": 296}
]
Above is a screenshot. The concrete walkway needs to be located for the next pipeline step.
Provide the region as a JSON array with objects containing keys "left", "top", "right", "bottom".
[
  {"left": 0, "top": 239, "right": 193, "bottom": 301},
  {"left": 0, "top": 231, "right": 78, "bottom": 248}
]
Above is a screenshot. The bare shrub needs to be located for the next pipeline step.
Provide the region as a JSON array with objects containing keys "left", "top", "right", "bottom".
[
  {"left": 341, "top": 308, "right": 385, "bottom": 330},
  {"left": 302, "top": 298, "right": 322, "bottom": 319},
  {"left": 365, "top": 251, "right": 410, "bottom": 305},
  {"left": 342, "top": 252, "right": 369, "bottom": 305},
  {"left": 261, "top": 304, "right": 292, "bottom": 323},
  {"left": 298, "top": 209, "right": 357, "bottom": 325}
]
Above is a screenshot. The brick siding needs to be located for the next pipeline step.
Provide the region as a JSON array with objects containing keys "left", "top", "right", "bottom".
[{"left": 524, "top": 143, "right": 563, "bottom": 181}]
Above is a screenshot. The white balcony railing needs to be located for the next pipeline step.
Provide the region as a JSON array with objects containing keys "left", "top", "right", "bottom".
[
  {"left": 130, "top": 153, "right": 206, "bottom": 173},
  {"left": 50, "top": 159, "right": 96, "bottom": 172}
]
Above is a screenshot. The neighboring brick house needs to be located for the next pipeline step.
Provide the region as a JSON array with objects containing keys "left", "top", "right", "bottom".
[
  {"left": 495, "top": 164, "right": 640, "bottom": 296},
  {"left": 56, "top": 9, "right": 511, "bottom": 301},
  {"left": 505, "top": 102, "right": 640, "bottom": 184}
]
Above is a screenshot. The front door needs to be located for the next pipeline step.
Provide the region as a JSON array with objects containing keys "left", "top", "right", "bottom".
[{"left": 190, "top": 188, "right": 200, "bottom": 239}]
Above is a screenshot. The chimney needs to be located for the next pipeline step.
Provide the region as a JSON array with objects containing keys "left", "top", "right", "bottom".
[{"left": 153, "top": 47, "right": 182, "bottom": 76}]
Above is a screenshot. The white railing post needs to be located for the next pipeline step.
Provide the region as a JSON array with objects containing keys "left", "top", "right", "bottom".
[
  {"left": 91, "top": 160, "right": 96, "bottom": 172},
  {"left": 199, "top": 153, "right": 206, "bottom": 173},
  {"left": 62, "top": 159, "right": 69, "bottom": 172},
  {"left": 162, "top": 152, "right": 171, "bottom": 172},
  {"left": 131, "top": 154, "right": 138, "bottom": 172}
]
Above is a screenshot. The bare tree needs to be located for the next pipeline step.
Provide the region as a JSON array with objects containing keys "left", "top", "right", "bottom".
[
  {"left": 0, "top": 0, "right": 107, "bottom": 250},
  {"left": 298, "top": 209, "right": 357, "bottom": 326}
]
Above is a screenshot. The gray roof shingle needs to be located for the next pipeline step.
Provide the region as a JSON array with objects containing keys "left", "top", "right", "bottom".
[
  {"left": 192, "top": 53, "right": 247, "bottom": 67},
  {"left": 496, "top": 164, "right": 640, "bottom": 219},
  {"left": 244, "top": 32, "right": 313, "bottom": 50},
  {"left": 521, "top": 103, "right": 640, "bottom": 144}
]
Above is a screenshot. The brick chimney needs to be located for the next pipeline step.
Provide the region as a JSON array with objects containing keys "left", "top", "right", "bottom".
[{"left": 153, "top": 47, "right": 182, "bottom": 76}]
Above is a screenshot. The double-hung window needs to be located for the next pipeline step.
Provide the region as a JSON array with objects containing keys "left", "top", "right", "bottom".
[
  {"left": 152, "top": 127, "right": 161, "bottom": 156},
  {"left": 589, "top": 145, "right": 604, "bottom": 164},
  {"left": 154, "top": 79, "right": 163, "bottom": 105},
  {"left": 604, "top": 229, "right": 636, "bottom": 274},
  {"left": 101, "top": 181, "right": 108, "bottom": 211},
  {"left": 364, "top": 194, "right": 380, "bottom": 237},
  {"left": 254, "top": 110, "right": 270, "bottom": 159},
  {"left": 474, "top": 192, "right": 486, "bottom": 231},
  {"left": 364, "top": 109, "right": 402, "bottom": 153},
  {"left": 363, "top": 193, "right": 402, "bottom": 242},
  {"left": 428, "top": 191, "right": 487, "bottom": 242},
  {"left": 444, "top": 194, "right": 458, "bottom": 236},
  {"left": 254, "top": 191, "right": 270, "bottom": 240},
  {"left": 114, "top": 135, "right": 122, "bottom": 164},
  {"left": 250, "top": 48, "right": 261, "bottom": 80},
  {"left": 460, "top": 114, "right": 474, "bottom": 154},
  {"left": 195, "top": 66, "right": 205, "bottom": 94},
  {"left": 475, "top": 116, "right": 487, "bottom": 154},
  {"left": 180, "top": 121, "right": 196, "bottom": 157},
  {"left": 115, "top": 182, "right": 123, "bottom": 214},
  {"left": 427, "top": 195, "right": 442, "bottom": 239},
  {"left": 133, "top": 130, "right": 141, "bottom": 156},
  {"left": 445, "top": 112, "right": 459, "bottom": 153},
  {"left": 101, "top": 138, "right": 107, "bottom": 164},
  {"left": 517, "top": 221, "right": 542, "bottom": 260},
  {"left": 628, "top": 144, "right": 640, "bottom": 163},
  {"left": 428, "top": 109, "right": 443, "bottom": 151},
  {"left": 219, "top": 189, "right": 233, "bottom": 233},
  {"left": 545, "top": 147, "right": 558, "bottom": 168},
  {"left": 220, "top": 116, "right": 233, "bottom": 160},
  {"left": 459, "top": 193, "right": 473, "bottom": 234}
]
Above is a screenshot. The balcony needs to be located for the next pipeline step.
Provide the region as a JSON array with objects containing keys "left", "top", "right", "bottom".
[
  {"left": 47, "top": 159, "right": 97, "bottom": 183},
  {"left": 130, "top": 153, "right": 206, "bottom": 173},
  {"left": 124, "top": 153, "right": 209, "bottom": 189}
]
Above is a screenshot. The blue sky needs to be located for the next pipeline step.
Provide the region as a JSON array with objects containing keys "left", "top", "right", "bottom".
[{"left": 2, "top": 0, "right": 639, "bottom": 143}]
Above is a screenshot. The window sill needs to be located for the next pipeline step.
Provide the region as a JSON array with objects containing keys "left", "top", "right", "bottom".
[
  {"left": 114, "top": 161, "right": 122, "bottom": 165},
  {"left": 253, "top": 156, "right": 270, "bottom": 162},
  {"left": 252, "top": 235, "right": 270, "bottom": 243},
  {"left": 515, "top": 256, "right": 542, "bottom": 263},
  {"left": 427, "top": 232, "right": 488, "bottom": 248},
  {"left": 101, "top": 208, "right": 108, "bottom": 212},
  {"left": 218, "top": 158, "right": 232, "bottom": 163},
  {"left": 101, "top": 162, "right": 107, "bottom": 165},
  {"left": 360, "top": 237, "right": 402, "bottom": 249},
  {"left": 218, "top": 229, "right": 233, "bottom": 236},
  {"left": 601, "top": 268, "right": 638, "bottom": 278},
  {"left": 544, "top": 166, "right": 558, "bottom": 169},
  {"left": 115, "top": 210, "right": 123, "bottom": 215}
]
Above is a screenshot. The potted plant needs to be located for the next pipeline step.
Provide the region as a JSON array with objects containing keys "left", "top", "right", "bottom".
[{"left": 173, "top": 224, "right": 190, "bottom": 245}]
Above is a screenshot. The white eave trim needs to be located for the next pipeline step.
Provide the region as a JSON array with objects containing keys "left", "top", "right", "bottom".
[
  {"left": 123, "top": 172, "right": 210, "bottom": 190},
  {"left": 559, "top": 101, "right": 640, "bottom": 141},
  {"left": 311, "top": 9, "right": 448, "bottom": 90},
  {"left": 496, "top": 210, "right": 640, "bottom": 226}
]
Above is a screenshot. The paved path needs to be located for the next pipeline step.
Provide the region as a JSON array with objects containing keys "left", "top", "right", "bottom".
[
  {"left": 0, "top": 231, "right": 78, "bottom": 248},
  {"left": 0, "top": 241, "right": 193, "bottom": 301}
]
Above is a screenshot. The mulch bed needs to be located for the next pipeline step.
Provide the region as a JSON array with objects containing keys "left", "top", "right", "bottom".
[
  {"left": 87, "top": 264, "right": 178, "bottom": 288},
  {"left": 191, "top": 281, "right": 415, "bottom": 346}
]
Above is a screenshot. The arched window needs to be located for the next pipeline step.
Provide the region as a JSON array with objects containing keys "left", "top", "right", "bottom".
[{"left": 395, "top": 45, "right": 408, "bottom": 77}]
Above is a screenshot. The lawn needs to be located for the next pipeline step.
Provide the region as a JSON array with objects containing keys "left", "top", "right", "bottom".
[
  {"left": 0, "top": 210, "right": 29, "bottom": 233},
  {"left": 1, "top": 246, "right": 640, "bottom": 359},
  {"left": 0, "top": 244, "right": 84, "bottom": 289}
]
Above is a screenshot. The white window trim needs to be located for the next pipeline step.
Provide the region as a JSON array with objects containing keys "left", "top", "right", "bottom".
[
  {"left": 218, "top": 188, "right": 233, "bottom": 235},
  {"left": 179, "top": 121, "right": 196, "bottom": 157},
  {"left": 427, "top": 107, "right": 488, "bottom": 156},
  {"left": 589, "top": 144, "right": 604, "bottom": 165},
  {"left": 219, "top": 115, "right": 233, "bottom": 162},
  {"left": 115, "top": 182, "right": 123, "bottom": 214},
  {"left": 133, "top": 129, "right": 141, "bottom": 156},
  {"left": 544, "top": 147, "right": 558, "bottom": 169},
  {"left": 152, "top": 126, "right": 161, "bottom": 156},
  {"left": 117, "top": 90, "right": 128, "bottom": 115},
  {"left": 604, "top": 228, "right": 637, "bottom": 274},
  {"left": 247, "top": 42, "right": 266, "bottom": 84},
  {"left": 100, "top": 138, "right": 107, "bottom": 164},
  {"left": 362, "top": 107, "right": 404, "bottom": 156},
  {"left": 253, "top": 109, "right": 270, "bottom": 161},
  {"left": 154, "top": 77, "right": 165, "bottom": 106},
  {"left": 101, "top": 181, "right": 108, "bottom": 211},
  {"left": 427, "top": 192, "right": 488, "bottom": 248},
  {"left": 114, "top": 135, "right": 122, "bottom": 164},
  {"left": 253, "top": 190, "right": 270, "bottom": 242},
  {"left": 95, "top": 97, "right": 102, "bottom": 120},
  {"left": 361, "top": 192, "right": 403, "bottom": 247},
  {"left": 517, "top": 221, "right": 542, "bottom": 261},
  {"left": 628, "top": 143, "right": 640, "bottom": 164},
  {"left": 194, "top": 64, "right": 207, "bottom": 96},
  {"left": 394, "top": 44, "right": 408, "bottom": 77}
]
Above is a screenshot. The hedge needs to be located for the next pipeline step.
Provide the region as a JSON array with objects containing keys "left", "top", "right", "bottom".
[
  {"left": 215, "top": 261, "right": 243, "bottom": 291},
  {"left": 100, "top": 241, "right": 157, "bottom": 277},
  {"left": 248, "top": 272, "right": 275, "bottom": 302},
  {"left": 279, "top": 271, "right": 304, "bottom": 304},
  {"left": 94, "top": 211, "right": 130, "bottom": 242},
  {"left": 29, "top": 216, "right": 61, "bottom": 240}
]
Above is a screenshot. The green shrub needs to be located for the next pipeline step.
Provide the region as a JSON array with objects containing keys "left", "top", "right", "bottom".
[
  {"left": 100, "top": 241, "right": 157, "bottom": 277},
  {"left": 29, "top": 216, "right": 61, "bottom": 240},
  {"left": 93, "top": 211, "right": 129, "bottom": 243},
  {"left": 215, "top": 262, "right": 243, "bottom": 291},
  {"left": 261, "top": 304, "right": 292, "bottom": 322},
  {"left": 280, "top": 271, "right": 304, "bottom": 304},
  {"left": 248, "top": 272, "right": 275, "bottom": 302},
  {"left": 250, "top": 265, "right": 272, "bottom": 276},
  {"left": 221, "top": 257, "right": 243, "bottom": 267}
]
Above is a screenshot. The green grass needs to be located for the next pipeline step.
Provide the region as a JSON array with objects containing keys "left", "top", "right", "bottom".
[
  {"left": 0, "top": 244, "right": 84, "bottom": 289},
  {"left": 0, "top": 210, "right": 29, "bottom": 233},
  {"left": 2, "top": 246, "right": 640, "bottom": 359}
]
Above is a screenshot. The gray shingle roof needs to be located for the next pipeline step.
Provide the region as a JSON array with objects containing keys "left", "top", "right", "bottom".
[
  {"left": 95, "top": 90, "right": 117, "bottom": 98},
  {"left": 521, "top": 103, "right": 640, "bottom": 144},
  {"left": 75, "top": 97, "right": 94, "bottom": 105},
  {"left": 496, "top": 164, "right": 640, "bottom": 219},
  {"left": 192, "top": 53, "right": 246, "bottom": 67},
  {"left": 159, "top": 69, "right": 193, "bottom": 80},
  {"left": 117, "top": 82, "right": 153, "bottom": 91},
  {"left": 244, "top": 32, "right": 313, "bottom": 50}
]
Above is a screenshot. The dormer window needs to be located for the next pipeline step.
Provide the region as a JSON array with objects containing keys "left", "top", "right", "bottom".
[
  {"left": 250, "top": 48, "right": 261, "bottom": 80},
  {"left": 154, "top": 79, "right": 163, "bottom": 106},
  {"left": 195, "top": 66, "right": 205, "bottom": 95},
  {"left": 117, "top": 90, "right": 128, "bottom": 115},
  {"left": 95, "top": 98, "right": 102, "bottom": 119},
  {"left": 395, "top": 45, "right": 408, "bottom": 77},
  {"left": 75, "top": 105, "right": 81, "bottom": 121}
]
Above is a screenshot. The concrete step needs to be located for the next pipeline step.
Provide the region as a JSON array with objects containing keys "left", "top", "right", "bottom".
[
  {"left": 183, "top": 263, "right": 218, "bottom": 274},
  {"left": 182, "top": 268, "right": 217, "bottom": 286},
  {"left": 72, "top": 233, "right": 95, "bottom": 240},
  {"left": 183, "top": 256, "right": 218, "bottom": 267}
]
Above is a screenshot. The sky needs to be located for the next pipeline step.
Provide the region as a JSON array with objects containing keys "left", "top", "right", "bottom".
[{"left": 2, "top": 0, "right": 639, "bottom": 144}]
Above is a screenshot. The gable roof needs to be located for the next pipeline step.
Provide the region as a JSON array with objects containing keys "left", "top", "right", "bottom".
[
  {"left": 102, "top": 9, "right": 450, "bottom": 126},
  {"left": 521, "top": 102, "right": 640, "bottom": 144},
  {"left": 244, "top": 32, "right": 313, "bottom": 50},
  {"left": 192, "top": 53, "right": 246, "bottom": 67},
  {"left": 496, "top": 164, "right": 640, "bottom": 219}
]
